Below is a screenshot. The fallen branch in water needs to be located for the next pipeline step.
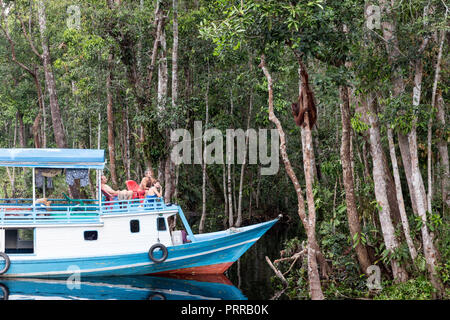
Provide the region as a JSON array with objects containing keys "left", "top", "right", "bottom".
[
  {"left": 265, "top": 256, "right": 289, "bottom": 300},
  {"left": 275, "top": 249, "right": 307, "bottom": 276},
  {"left": 265, "top": 256, "right": 288, "bottom": 286}
]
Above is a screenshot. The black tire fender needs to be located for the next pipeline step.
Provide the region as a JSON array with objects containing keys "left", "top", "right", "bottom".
[
  {"left": 148, "top": 243, "right": 168, "bottom": 263},
  {"left": 148, "top": 292, "right": 166, "bottom": 300},
  {"left": 0, "top": 252, "right": 10, "bottom": 275},
  {"left": 0, "top": 283, "right": 9, "bottom": 300}
]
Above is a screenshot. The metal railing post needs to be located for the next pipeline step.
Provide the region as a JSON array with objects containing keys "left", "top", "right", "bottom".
[{"left": 177, "top": 206, "right": 196, "bottom": 242}]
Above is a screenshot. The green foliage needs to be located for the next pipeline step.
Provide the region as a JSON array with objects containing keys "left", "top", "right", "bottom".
[
  {"left": 0, "top": 0, "right": 448, "bottom": 301},
  {"left": 351, "top": 112, "right": 369, "bottom": 133},
  {"left": 374, "top": 276, "right": 436, "bottom": 300}
]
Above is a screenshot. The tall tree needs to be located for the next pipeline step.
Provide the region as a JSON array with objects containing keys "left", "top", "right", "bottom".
[
  {"left": 378, "top": 0, "right": 443, "bottom": 294},
  {"left": 340, "top": 85, "right": 371, "bottom": 273},
  {"left": 37, "top": 0, "right": 66, "bottom": 149},
  {"left": 364, "top": 93, "right": 408, "bottom": 282},
  {"left": 199, "top": 60, "right": 210, "bottom": 233},
  {"left": 260, "top": 55, "right": 324, "bottom": 300},
  {"left": 106, "top": 53, "right": 118, "bottom": 188}
]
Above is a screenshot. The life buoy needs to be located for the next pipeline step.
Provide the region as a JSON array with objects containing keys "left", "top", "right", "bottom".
[
  {"left": 0, "top": 252, "right": 10, "bottom": 275},
  {"left": 0, "top": 283, "right": 9, "bottom": 300},
  {"left": 148, "top": 243, "right": 168, "bottom": 263}
]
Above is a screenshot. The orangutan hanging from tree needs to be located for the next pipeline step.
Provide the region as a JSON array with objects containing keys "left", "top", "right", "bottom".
[{"left": 291, "top": 59, "right": 317, "bottom": 129}]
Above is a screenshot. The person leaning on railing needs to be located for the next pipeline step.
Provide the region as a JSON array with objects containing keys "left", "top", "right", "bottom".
[
  {"left": 101, "top": 175, "right": 133, "bottom": 200},
  {"left": 145, "top": 180, "right": 162, "bottom": 199}
]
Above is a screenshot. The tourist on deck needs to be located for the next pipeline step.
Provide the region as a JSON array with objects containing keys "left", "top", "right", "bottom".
[
  {"left": 139, "top": 169, "right": 154, "bottom": 192},
  {"left": 36, "top": 198, "right": 52, "bottom": 212},
  {"left": 145, "top": 180, "right": 162, "bottom": 198},
  {"left": 101, "top": 175, "right": 133, "bottom": 200}
]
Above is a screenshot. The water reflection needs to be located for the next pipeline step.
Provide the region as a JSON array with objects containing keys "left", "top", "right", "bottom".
[
  {"left": 226, "top": 220, "right": 294, "bottom": 300},
  {"left": 0, "top": 218, "right": 292, "bottom": 300},
  {"left": 0, "top": 274, "right": 246, "bottom": 300}
]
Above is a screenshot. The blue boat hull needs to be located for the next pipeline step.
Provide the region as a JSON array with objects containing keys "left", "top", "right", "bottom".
[{"left": 0, "top": 219, "right": 277, "bottom": 278}]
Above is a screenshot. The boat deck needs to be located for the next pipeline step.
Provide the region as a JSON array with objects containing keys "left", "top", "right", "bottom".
[{"left": 0, "top": 198, "right": 177, "bottom": 225}]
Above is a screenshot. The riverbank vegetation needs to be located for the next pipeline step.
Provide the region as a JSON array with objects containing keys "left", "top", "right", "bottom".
[{"left": 0, "top": 0, "right": 448, "bottom": 299}]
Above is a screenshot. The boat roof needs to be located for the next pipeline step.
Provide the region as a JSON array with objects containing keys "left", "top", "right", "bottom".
[{"left": 0, "top": 148, "right": 105, "bottom": 169}]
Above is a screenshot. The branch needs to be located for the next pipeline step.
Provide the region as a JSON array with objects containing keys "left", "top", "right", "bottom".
[
  {"left": 258, "top": 54, "right": 309, "bottom": 229},
  {"left": 265, "top": 256, "right": 289, "bottom": 286},
  {"left": 275, "top": 249, "right": 307, "bottom": 276},
  {"left": 0, "top": 0, "right": 36, "bottom": 76},
  {"left": 145, "top": 5, "right": 164, "bottom": 101},
  {"left": 417, "top": 1, "right": 433, "bottom": 54},
  {"left": 16, "top": 11, "right": 42, "bottom": 60}
]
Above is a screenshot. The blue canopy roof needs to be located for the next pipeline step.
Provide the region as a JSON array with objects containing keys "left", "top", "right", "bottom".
[{"left": 0, "top": 148, "right": 105, "bottom": 169}]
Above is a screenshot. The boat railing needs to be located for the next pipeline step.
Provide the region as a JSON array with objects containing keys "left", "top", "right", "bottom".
[
  {"left": 100, "top": 197, "right": 169, "bottom": 214},
  {"left": 0, "top": 202, "right": 100, "bottom": 225},
  {"left": 0, "top": 197, "right": 175, "bottom": 225}
]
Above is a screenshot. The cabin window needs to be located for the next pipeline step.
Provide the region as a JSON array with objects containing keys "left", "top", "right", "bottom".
[
  {"left": 5, "top": 228, "right": 34, "bottom": 254},
  {"left": 130, "top": 220, "right": 140, "bottom": 233},
  {"left": 157, "top": 217, "right": 167, "bottom": 231},
  {"left": 84, "top": 231, "right": 98, "bottom": 241}
]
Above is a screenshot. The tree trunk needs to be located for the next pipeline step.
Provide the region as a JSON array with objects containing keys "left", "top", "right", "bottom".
[
  {"left": 163, "top": 158, "right": 175, "bottom": 202},
  {"left": 432, "top": 28, "right": 448, "bottom": 211},
  {"left": 162, "top": 0, "right": 179, "bottom": 205},
  {"left": 409, "top": 60, "right": 443, "bottom": 294},
  {"left": 436, "top": 92, "right": 449, "bottom": 209},
  {"left": 256, "top": 166, "right": 261, "bottom": 209},
  {"left": 387, "top": 128, "right": 418, "bottom": 261},
  {"left": 236, "top": 71, "right": 253, "bottom": 227},
  {"left": 227, "top": 163, "right": 234, "bottom": 227},
  {"left": 37, "top": 0, "right": 66, "bottom": 149},
  {"left": 199, "top": 60, "right": 210, "bottom": 233},
  {"left": 299, "top": 67, "right": 318, "bottom": 182},
  {"left": 157, "top": 26, "right": 168, "bottom": 114},
  {"left": 364, "top": 94, "right": 408, "bottom": 282},
  {"left": 16, "top": 111, "right": 25, "bottom": 148},
  {"left": 382, "top": 148, "right": 402, "bottom": 227},
  {"left": 138, "top": 2, "right": 163, "bottom": 178},
  {"left": 222, "top": 164, "right": 229, "bottom": 229},
  {"left": 378, "top": 1, "right": 442, "bottom": 292},
  {"left": 303, "top": 117, "right": 325, "bottom": 299},
  {"left": 360, "top": 137, "right": 371, "bottom": 184},
  {"left": 32, "top": 69, "right": 45, "bottom": 149},
  {"left": 339, "top": 85, "right": 371, "bottom": 273},
  {"left": 38, "top": 0, "right": 81, "bottom": 198},
  {"left": 173, "top": 164, "right": 179, "bottom": 201},
  {"left": 146, "top": 3, "right": 163, "bottom": 101},
  {"left": 397, "top": 133, "right": 421, "bottom": 215},
  {"left": 106, "top": 54, "right": 118, "bottom": 189},
  {"left": 259, "top": 55, "right": 324, "bottom": 300},
  {"left": 171, "top": 0, "right": 179, "bottom": 109},
  {"left": 378, "top": 0, "right": 421, "bottom": 217},
  {"left": 32, "top": 108, "right": 42, "bottom": 148},
  {"left": 121, "top": 104, "right": 130, "bottom": 180},
  {"left": 158, "top": 17, "right": 172, "bottom": 202},
  {"left": 97, "top": 112, "right": 101, "bottom": 149}
]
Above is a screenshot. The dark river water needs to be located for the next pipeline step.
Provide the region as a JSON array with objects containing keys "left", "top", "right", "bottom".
[{"left": 0, "top": 219, "right": 292, "bottom": 300}]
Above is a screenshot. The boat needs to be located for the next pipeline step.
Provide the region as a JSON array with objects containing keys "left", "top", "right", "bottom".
[
  {"left": 0, "top": 148, "right": 278, "bottom": 278},
  {"left": 0, "top": 274, "right": 246, "bottom": 300}
]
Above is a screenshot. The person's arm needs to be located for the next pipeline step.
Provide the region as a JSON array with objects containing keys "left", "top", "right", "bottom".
[
  {"left": 102, "top": 184, "right": 118, "bottom": 196},
  {"left": 152, "top": 186, "right": 162, "bottom": 198}
]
